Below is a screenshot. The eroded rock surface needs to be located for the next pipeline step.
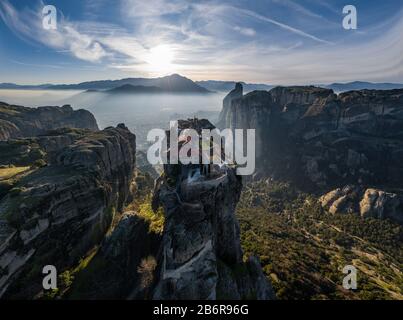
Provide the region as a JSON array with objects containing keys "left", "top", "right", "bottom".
[
  {"left": 319, "top": 185, "right": 403, "bottom": 224},
  {"left": 219, "top": 85, "right": 403, "bottom": 190},
  {"left": 0, "top": 102, "right": 98, "bottom": 141},
  {"left": 0, "top": 124, "right": 136, "bottom": 298}
]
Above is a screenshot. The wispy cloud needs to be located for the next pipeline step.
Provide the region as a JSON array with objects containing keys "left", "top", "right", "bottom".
[
  {"left": 0, "top": 0, "right": 333, "bottom": 66},
  {"left": 122, "top": 0, "right": 188, "bottom": 17},
  {"left": 9, "top": 59, "right": 104, "bottom": 71},
  {"left": 233, "top": 26, "right": 256, "bottom": 37},
  {"left": 0, "top": 0, "right": 108, "bottom": 62},
  {"left": 10, "top": 59, "right": 64, "bottom": 69},
  {"left": 0, "top": 0, "right": 402, "bottom": 84},
  {"left": 271, "top": 0, "right": 325, "bottom": 20}
]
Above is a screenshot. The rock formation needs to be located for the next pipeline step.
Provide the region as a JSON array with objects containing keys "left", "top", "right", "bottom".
[
  {"left": 320, "top": 185, "right": 402, "bottom": 224},
  {"left": 0, "top": 119, "right": 20, "bottom": 141},
  {"left": 216, "top": 82, "right": 243, "bottom": 128},
  {"left": 151, "top": 119, "right": 275, "bottom": 300},
  {"left": 219, "top": 85, "right": 403, "bottom": 191},
  {"left": 0, "top": 124, "right": 136, "bottom": 298},
  {"left": 0, "top": 102, "right": 99, "bottom": 141}
]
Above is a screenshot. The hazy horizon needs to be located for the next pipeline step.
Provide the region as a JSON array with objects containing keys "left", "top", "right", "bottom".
[
  {"left": 0, "top": 88, "right": 225, "bottom": 150},
  {"left": 2, "top": 74, "right": 403, "bottom": 87}
]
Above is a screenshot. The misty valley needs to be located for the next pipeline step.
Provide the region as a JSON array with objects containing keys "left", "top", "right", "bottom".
[{"left": 0, "top": 88, "right": 225, "bottom": 150}]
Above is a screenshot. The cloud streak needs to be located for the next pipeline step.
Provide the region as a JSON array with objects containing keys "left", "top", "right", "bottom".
[{"left": 234, "top": 6, "right": 334, "bottom": 45}]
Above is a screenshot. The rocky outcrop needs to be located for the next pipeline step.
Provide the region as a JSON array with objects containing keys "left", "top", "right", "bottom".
[
  {"left": 0, "top": 102, "right": 99, "bottom": 141},
  {"left": 151, "top": 119, "right": 275, "bottom": 300},
  {"left": 0, "top": 120, "right": 20, "bottom": 141},
  {"left": 0, "top": 124, "right": 136, "bottom": 298},
  {"left": 319, "top": 185, "right": 403, "bottom": 224},
  {"left": 0, "top": 128, "right": 94, "bottom": 168},
  {"left": 219, "top": 85, "right": 403, "bottom": 190},
  {"left": 216, "top": 82, "right": 243, "bottom": 128}
]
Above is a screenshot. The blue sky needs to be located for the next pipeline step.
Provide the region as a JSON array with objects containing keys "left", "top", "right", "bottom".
[{"left": 0, "top": 0, "right": 402, "bottom": 84}]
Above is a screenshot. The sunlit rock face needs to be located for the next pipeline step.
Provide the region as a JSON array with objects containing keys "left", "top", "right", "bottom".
[
  {"left": 0, "top": 102, "right": 99, "bottom": 141},
  {"left": 219, "top": 85, "right": 403, "bottom": 191},
  {"left": 319, "top": 185, "right": 403, "bottom": 224},
  {"left": 151, "top": 118, "right": 275, "bottom": 300}
]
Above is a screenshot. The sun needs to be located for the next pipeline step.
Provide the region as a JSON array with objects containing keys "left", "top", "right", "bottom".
[{"left": 145, "top": 45, "right": 175, "bottom": 73}]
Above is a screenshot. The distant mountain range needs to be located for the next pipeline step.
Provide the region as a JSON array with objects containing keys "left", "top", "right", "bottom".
[
  {"left": 195, "top": 80, "right": 273, "bottom": 92},
  {"left": 0, "top": 83, "right": 52, "bottom": 90},
  {"left": 99, "top": 84, "right": 164, "bottom": 94},
  {"left": 1, "top": 74, "right": 402, "bottom": 93},
  {"left": 0, "top": 74, "right": 210, "bottom": 94},
  {"left": 323, "top": 81, "right": 403, "bottom": 92}
]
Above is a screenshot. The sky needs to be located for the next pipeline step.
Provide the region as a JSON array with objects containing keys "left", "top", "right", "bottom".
[{"left": 0, "top": 0, "right": 402, "bottom": 85}]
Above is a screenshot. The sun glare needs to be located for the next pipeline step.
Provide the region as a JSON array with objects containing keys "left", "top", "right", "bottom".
[{"left": 145, "top": 45, "right": 175, "bottom": 73}]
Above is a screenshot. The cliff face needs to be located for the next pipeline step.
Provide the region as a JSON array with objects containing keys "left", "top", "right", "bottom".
[
  {"left": 63, "top": 212, "right": 161, "bottom": 300},
  {"left": 219, "top": 85, "right": 403, "bottom": 223},
  {"left": 216, "top": 82, "right": 243, "bottom": 128},
  {"left": 0, "top": 102, "right": 99, "bottom": 141},
  {"left": 0, "top": 124, "right": 136, "bottom": 298},
  {"left": 219, "top": 85, "right": 403, "bottom": 189},
  {"left": 151, "top": 119, "right": 275, "bottom": 300}
]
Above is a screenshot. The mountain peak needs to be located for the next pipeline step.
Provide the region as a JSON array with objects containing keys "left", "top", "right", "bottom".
[{"left": 167, "top": 73, "right": 184, "bottom": 78}]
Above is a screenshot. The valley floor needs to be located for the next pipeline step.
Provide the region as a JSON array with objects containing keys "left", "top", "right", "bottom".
[{"left": 237, "top": 181, "right": 403, "bottom": 300}]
